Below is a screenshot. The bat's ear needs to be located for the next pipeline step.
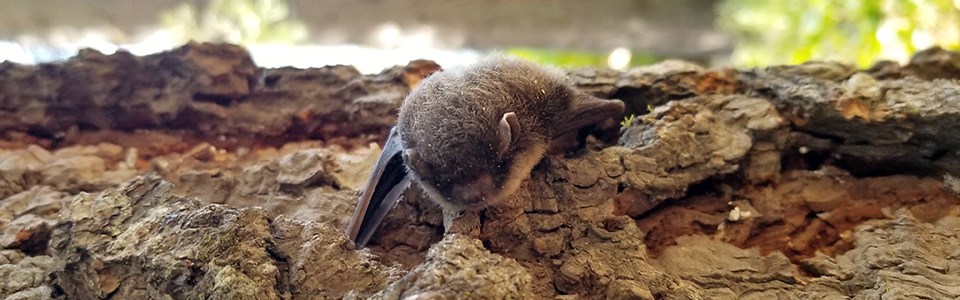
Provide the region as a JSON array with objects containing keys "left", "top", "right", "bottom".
[{"left": 497, "top": 112, "right": 520, "bottom": 157}]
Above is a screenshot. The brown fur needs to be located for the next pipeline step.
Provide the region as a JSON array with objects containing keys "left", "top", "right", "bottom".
[{"left": 396, "top": 57, "right": 621, "bottom": 210}]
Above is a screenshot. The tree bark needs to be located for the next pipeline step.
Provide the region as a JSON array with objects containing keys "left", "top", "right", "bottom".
[{"left": 1, "top": 43, "right": 959, "bottom": 299}]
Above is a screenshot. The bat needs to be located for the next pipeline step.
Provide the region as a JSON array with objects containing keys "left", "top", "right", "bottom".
[{"left": 347, "top": 57, "right": 625, "bottom": 248}]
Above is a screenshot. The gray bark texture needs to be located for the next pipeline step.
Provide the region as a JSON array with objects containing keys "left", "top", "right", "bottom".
[{"left": 1, "top": 43, "right": 959, "bottom": 299}]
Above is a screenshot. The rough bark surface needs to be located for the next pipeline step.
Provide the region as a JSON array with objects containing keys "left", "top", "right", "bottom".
[{"left": 1, "top": 43, "right": 960, "bottom": 299}]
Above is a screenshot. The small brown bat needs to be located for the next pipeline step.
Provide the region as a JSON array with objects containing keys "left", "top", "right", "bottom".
[{"left": 347, "top": 57, "right": 625, "bottom": 248}]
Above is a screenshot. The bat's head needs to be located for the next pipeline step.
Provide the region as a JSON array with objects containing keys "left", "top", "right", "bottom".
[{"left": 400, "top": 111, "right": 547, "bottom": 211}]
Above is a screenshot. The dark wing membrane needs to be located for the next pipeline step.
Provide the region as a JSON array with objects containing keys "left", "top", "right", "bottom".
[
  {"left": 347, "top": 127, "right": 411, "bottom": 248},
  {"left": 553, "top": 92, "right": 625, "bottom": 138}
]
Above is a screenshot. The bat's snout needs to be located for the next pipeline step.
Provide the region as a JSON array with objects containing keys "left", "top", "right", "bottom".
[{"left": 451, "top": 173, "right": 496, "bottom": 205}]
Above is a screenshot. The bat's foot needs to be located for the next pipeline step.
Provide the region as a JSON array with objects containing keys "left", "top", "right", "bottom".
[{"left": 443, "top": 209, "right": 481, "bottom": 239}]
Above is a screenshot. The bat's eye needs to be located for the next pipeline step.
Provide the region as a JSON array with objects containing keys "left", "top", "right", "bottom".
[{"left": 403, "top": 148, "right": 431, "bottom": 178}]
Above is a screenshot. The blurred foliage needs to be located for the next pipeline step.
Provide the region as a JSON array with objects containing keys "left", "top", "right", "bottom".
[
  {"left": 160, "top": 0, "right": 308, "bottom": 45},
  {"left": 620, "top": 114, "right": 636, "bottom": 128},
  {"left": 718, "top": 0, "right": 960, "bottom": 67},
  {"left": 504, "top": 47, "right": 660, "bottom": 69}
]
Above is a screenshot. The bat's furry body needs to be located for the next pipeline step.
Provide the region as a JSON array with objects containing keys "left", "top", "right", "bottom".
[{"left": 347, "top": 57, "right": 625, "bottom": 248}]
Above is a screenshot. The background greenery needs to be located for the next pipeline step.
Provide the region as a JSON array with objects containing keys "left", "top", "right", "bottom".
[
  {"left": 160, "top": 0, "right": 308, "bottom": 45},
  {"left": 158, "top": 0, "right": 960, "bottom": 69},
  {"left": 718, "top": 0, "right": 960, "bottom": 67}
]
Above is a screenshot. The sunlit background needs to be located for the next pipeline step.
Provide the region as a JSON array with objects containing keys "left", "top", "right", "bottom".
[{"left": 0, "top": 0, "right": 958, "bottom": 73}]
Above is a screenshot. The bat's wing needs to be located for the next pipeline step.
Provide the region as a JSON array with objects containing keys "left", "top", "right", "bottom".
[
  {"left": 553, "top": 92, "right": 626, "bottom": 138},
  {"left": 347, "top": 127, "right": 411, "bottom": 248}
]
